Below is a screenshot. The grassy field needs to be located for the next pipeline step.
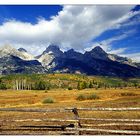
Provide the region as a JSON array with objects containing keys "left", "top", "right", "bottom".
[
  {"left": 0, "top": 88, "right": 140, "bottom": 108},
  {"left": 0, "top": 88, "right": 140, "bottom": 135}
]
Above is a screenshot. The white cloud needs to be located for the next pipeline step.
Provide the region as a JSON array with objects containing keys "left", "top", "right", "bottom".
[
  {"left": 100, "top": 34, "right": 128, "bottom": 52},
  {"left": 120, "top": 53, "right": 140, "bottom": 62},
  {"left": 85, "top": 29, "right": 136, "bottom": 53},
  {"left": 0, "top": 5, "right": 138, "bottom": 55},
  {"left": 108, "top": 48, "right": 127, "bottom": 54}
]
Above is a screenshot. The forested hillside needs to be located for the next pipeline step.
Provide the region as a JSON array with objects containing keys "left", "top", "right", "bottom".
[{"left": 0, "top": 74, "right": 140, "bottom": 90}]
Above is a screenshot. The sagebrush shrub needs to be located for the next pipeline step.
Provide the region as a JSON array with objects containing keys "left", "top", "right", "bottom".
[
  {"left": 87, "top": 93, "right": 100, "bottom": 100},
  {"left": 42, "top": 98, "right": 54, "bottom": 104},
  {"left": 76, "top": 93, "right": 100, "bottom": 101},
  {"left": 68, "top": 87, "right": 73, "bottom": 90},
  {"left": 76, "top": 94, "right": 86, "bottom": 101}
]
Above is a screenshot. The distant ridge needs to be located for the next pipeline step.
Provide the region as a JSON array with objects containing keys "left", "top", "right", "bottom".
[{"left": 0, "top": 44, "right": 140, "bottom": 77}]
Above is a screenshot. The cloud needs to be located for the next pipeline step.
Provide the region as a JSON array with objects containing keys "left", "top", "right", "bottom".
[
  {"left": 108, "top": 48, "right": 127, "bottom": 54},
  {"left": 0, "top": 5, "right": 138, "bottom": 55},
  {"left": 85, "top": 29, "right": 137, "bottom": 53},
  {"left": 120, "top": 53, "right": 140, "bottom": 62},
  {"left": 99, "top": 33, "right": 128, "bottom": 52}
]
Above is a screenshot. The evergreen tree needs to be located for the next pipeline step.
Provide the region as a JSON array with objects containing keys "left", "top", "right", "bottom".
[
  {"left": 77, "top": 81, "right": 81, "bottom": 90},
  {"left": 0, "top": 79, "right": 7, "bottom": 90},
  {"left": 89, "top": 81, "right": 93, "bottom": 88},
  {"left": 35, "top": 81, "right": 46, "bottom": 90},
  {"left": 82, "top": 81, "right": 87, "bottom": 89}
]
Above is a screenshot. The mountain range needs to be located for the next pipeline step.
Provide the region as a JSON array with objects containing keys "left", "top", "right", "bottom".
[{"left": 0, "top": 44, "right": 140, "bottom": 77}]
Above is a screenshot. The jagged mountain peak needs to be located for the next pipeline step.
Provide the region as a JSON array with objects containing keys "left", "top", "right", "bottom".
[
  {"left": 84, "top": 46, "right": 108, "bottom": 61},
  {"left": 65, "top": 48, "right": 79, "bottom": 55},
  {"left": 0, "top": 44, "right": 18, "bottom": 55},
  {"left": 37, "top": 44, "right": 63, "bottom": 67},
  {"left": 47, "top": 44, "right": 59, "bottom": 49},
  {"left": 41, "top": 44, "right": 63, "bottom": 57},
  {"left": 64, "top": 48, "right": 83, "bottom": 59},
  {"left": 18, "top": 48, "right": 27, "bottom": 53},
  {"left": 67, "top": 48, "right": 75, "bottom": 52},
  {"left": 0, "top": 44, "right": 139, "bottom": 77},
  {"left": 0, "top": 44, "right": 34, "bottom": 61},
  {"left": 90, "top": 46, "right": 107, "bottom": 54},
  {"left": 43, "top": 44, "right": 62, "bottom": 54}
]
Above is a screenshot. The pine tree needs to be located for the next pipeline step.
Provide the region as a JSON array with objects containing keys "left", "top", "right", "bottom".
[
  {"left": 89, "top": 81, "right": 93, "bottom": 88},
  {"left": 77, "top": 81, "right": 81, "bottom": 90},
  {"left": 35, "top": 81, "right": 46, "bottom": 90}
]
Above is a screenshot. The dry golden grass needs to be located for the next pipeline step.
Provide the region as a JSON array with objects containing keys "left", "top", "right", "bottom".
[
  {"left": 0, "top": 88, "right": 140, "bottom": 108},
  {"left": 0, "top": 88, "right": 140, "bottom": 135},
  {"left": 0, "top": 88, "right": 140, "bottom": 114}
]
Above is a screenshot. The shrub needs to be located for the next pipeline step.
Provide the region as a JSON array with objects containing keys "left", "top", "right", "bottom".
[
  {"left": 77, "top": 81, "right": 88, "bottom": 90},
  {"left": 77, "top": 93, "right": 100, "bottom": 101},
  {"left": 42, "top": 98, "right": 54, "bottom": 104},
  {"left": 76, "top": 94, "right": 86, "bottom": 101},
  {"left": 68, "top": 87, "right": 73, "bottom": 90},
  {"left": 45, "top": 90, "right": 48, "bottom": 93},
  {"left": 0, "top": 83, "right": 7, "bottom": 90},
  {"left": 87, "top": 93, "right": 100, "bottom": 100}
]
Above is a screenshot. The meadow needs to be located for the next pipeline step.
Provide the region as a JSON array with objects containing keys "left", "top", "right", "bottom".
[
  {"left": 0, "top": 74, "right": 140, "bottom": 135},
  {"left": 0, "top": 87, "right": 140, "bottom": 135},
  {"left": 0, "top": 88, "right": 140, "bottom": 109}
]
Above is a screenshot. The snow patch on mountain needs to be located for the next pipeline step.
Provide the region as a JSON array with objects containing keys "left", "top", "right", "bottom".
[{"left": 0, "top": 45, "right": 35, "bottom": 60}]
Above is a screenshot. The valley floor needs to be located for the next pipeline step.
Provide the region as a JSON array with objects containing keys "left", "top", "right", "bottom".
[{"left": 0, "top": 88, "right": 140, "bottom": 135}]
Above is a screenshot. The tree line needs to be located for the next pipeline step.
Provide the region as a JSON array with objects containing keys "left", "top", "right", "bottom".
[
  {"left": 12, "top": 79, "right": 50, "bottom": 90},
  {"left": 76, "top": 80, "right": 140, "bottom": 90},
  {"left": 0, "top": 77, "right": 139, "bottom": 90}
]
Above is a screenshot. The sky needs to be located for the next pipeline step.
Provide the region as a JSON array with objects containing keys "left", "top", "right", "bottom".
[{"left": 0, "top": 5, "right": 140, "bottom": 62}]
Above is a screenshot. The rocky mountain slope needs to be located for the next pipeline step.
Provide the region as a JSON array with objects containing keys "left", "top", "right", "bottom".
[
  {"left": 0, "top": 45, "right": 45, "bottom": 74},
  {"left": 37, "top": 45, "right": 63, "bottom": 69},
  {"left": 0, "top": 45, "right": 34, "bottom": 60},
  {"left": 0, "top": 44, "right": 140, "bottom": 77}
]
